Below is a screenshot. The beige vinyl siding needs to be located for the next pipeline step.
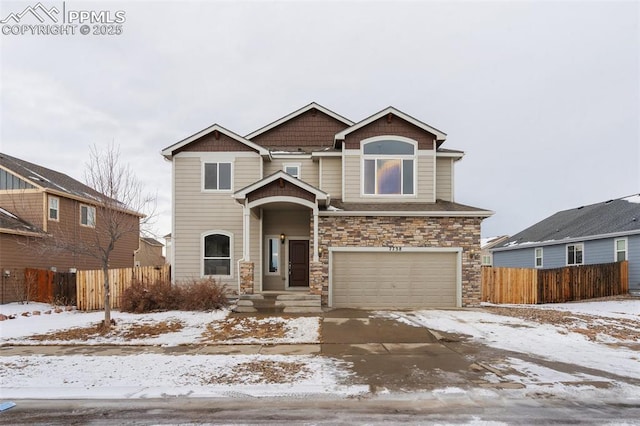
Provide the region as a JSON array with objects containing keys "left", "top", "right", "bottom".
[
  {"left": 343, "top": 151, "right": 435, "bottom": 203},
  {"left": 264, "top": 158, "right": 319, "bottom": 187},
  {"left": 319, "top": 157, "right": 341, "bottom": 199},
  {"left": 173, "top": 154, "right": 261, "bottom": 286},
  {"left": 436, "top": 157, "right": 453, "bottom": 201}
]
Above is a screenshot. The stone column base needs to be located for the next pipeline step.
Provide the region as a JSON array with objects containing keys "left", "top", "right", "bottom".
[{"left": 239, "top": 261, "right": 254, "bottom": 295}]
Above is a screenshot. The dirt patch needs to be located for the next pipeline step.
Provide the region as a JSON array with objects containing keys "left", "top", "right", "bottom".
[
  {"left": 27, "top": 320, "right": 184, "bottom": 342},
  {"left": 205, "top": 360, "right": 311, "bottom": 384},
  {"left": 201, "top": 317, "right": 288, "bottom": 342},
  {"left": 483, "top": 306, "right": 640, "bottom": 344}
]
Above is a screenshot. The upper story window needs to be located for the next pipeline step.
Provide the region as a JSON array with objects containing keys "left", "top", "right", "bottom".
[
  {"left": 534, "top": 247, "right": 543, "bottom": 268},
  {"left": 566, "top": 243, "right": 583, "bottom": 266},
  {"left": 362, "top": 139, "right": 415, "bottom": 195},
  {"left": 80, "top": 204, "right": 96, "bottom": 227},
  {"left": 283, "top": 164, "right": 300, "bottom": 179},
  {"left": 203, "top": 232, "right": 232, "bottom": 276},
  {"left": 48, "top": 196, "right": 59, "bottom": 221},
  {"left": 0, "top": 169, "right": 35, "bottom": 190},
  {"left": 203, "top": 162, "right": 232, "bottom": 191},
  {"left": 615, "top": 238, "right": 627, "bottom": 262}
]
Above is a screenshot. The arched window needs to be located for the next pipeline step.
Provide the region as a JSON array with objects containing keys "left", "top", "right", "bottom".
[
  {"left": 362, "top": 139, "right": 416, "bottom": 195},
  {"left": 203, "top": 232, "right": 232, "bottom": 276}
]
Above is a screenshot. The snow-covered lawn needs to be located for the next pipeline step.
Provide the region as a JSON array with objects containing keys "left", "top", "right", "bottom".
[
  {"left": 1, "top": 299, "right": 639, "bottom": 400},
  {"left": 0, "top": 303, "right": 319, "bottom": 345}
]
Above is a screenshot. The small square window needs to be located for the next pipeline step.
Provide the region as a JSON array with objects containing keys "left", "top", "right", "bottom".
[
  {"left": 567, "top": 243, "right": 583, "bottom": 266},
  {"left": 284, "top": 164, "right": 300, "bottom": 179}
]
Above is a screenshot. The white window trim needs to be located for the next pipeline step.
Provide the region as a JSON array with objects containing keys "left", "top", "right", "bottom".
[
  {"left": 360, "top": 136, "right": 418, "bottom": 197},
  {"left": 79, "top": 204, "right": 96, "bottom": 228},
  {"left": 614, "top": 237, "right": 628, "bottom": 262},
  {"left": 566, "top": 243, "right": 584, "bottom": 266},
  {"left": 481, "top": 254, "right": 492, "bottom": 266},
  {"left": 534, "top": 247, "right": 543, "bottom": 268},
  {"left": 201, "top": 230, "right": 233, "bottom": 278},
  {"left": 283, "top": 163, "right": 301, "bottom": 179},
  {"left": 201, "top": 161, "right": 233, "bottom": 192},
  {"left": 264, "top": 235, "right": 281, "bottom": 276},
  {"left": 48, "top": 196, "right": 59, "bottom": 222}
]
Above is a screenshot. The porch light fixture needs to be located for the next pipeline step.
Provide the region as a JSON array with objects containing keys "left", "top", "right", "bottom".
[
  {"left": 318, "top": 246, "right": 323, "bottom": 257},
  {"left": 280, "top": 233, "right": 286, "bottom": 244}
]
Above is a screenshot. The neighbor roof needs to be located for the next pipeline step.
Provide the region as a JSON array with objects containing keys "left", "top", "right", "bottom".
[
  {"left": 495, "top": 194, "right": 640, "bottom": 250},
  {"left": 0, "top": 153, "right": 105, "bottom": 203},
  {"left": 0, "top": 207, "right": 44, "bottom": 237}
]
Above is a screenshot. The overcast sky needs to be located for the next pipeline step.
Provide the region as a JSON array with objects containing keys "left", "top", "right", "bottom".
[{"left": 1, "top": 0, "right": 638, "bottom": 240}]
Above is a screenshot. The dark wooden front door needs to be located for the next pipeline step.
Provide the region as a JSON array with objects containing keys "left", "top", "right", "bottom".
[{"left": 288, "top": 240, "right": 309, "bottom": 287}]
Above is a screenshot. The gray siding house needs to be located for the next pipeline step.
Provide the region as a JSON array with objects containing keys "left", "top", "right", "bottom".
[
  {"left": 161, "top": 103, "right": 492, "bottom": 309},
  {"left": 492, "top": 195, "right": 640, "bottom": 293}
]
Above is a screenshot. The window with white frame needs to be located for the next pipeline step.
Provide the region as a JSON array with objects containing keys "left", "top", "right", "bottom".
[
  {"left": 203, "top": 233, "right": 231, "bottom": 276},
  {"left": 362, "top": 139, "right": 415, "bottom": 195},
  {"left": 265, "top": 236, "right": 280, "bottom": 274},
  {"left": 535, "top": 247, "right": 543, "bottom": 268},
  {"left": 48, "top": 196, "right": 59, "bottom": 221},
  {"left": 615, "top": 238, "right": 627, "bottom": 262},
  {"left": 80, "top": 205, "right": 96, "bottom": 227},
  {"left": 283, "top": 164, "right": 300, "bottom": 179},
  {"left": 567, "top": 243, "right": 583, "bottom": 266},
  {"left": 203, "top": 162, "right": 232, "bottom": 191},
  {"left": 481, "top": 255, "right": 492, "bottom": 266}
]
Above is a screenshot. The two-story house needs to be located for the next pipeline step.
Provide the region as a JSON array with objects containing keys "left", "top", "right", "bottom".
[
  {"left": 161, "top": 103, "right": 492, "bottom": 309},
  {"left": 0, "top": 153, "right": 141, "bottom": 303}
]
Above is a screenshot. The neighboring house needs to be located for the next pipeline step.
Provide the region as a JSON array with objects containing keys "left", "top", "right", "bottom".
[
  {"left": 161, "top": 103, "right": 492, "bottom": 309},
  {"left": 134, "top": 237, "right": 166, "bottom": 267},
  {"left": 480, "top": 236, "right": 509, "bottom": 266},
  {"left": 0, "top": 153, "right": 141, "bottom": 302},
  {"left": 492, "top": 195, "right": 640, "bottom": 293}
]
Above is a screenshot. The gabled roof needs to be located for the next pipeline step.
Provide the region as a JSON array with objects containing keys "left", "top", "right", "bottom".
[
  {"left": 334, "top": 106, "right": 447, "bottom": 146},
  {"left": 140, "top": 237, "right": 164, "bottom": 247},
  {"left": 495, "top": 194, "right": 640, "bottom": 250},
  {"left": 481, "top": 235, "right": 510, "bottom": 249},
  {"left": 0, "top": 152, "right": 108, "bottom": 204},
  {"left": 161, "top": 124, "right": 270, "bottom": 160},
  {"left": 0, "top": 207, "right": 44, "bottom": 237},
  {"left": 233, "top": 170, "right": 330, "bottom": 206},
  {"left": 245, "top": 102, "right": 354, "bottom": 140}
]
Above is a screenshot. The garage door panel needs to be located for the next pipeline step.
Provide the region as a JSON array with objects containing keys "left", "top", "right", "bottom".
[{"left": 332, "top": 251, "right": 457, "bottom": 309}]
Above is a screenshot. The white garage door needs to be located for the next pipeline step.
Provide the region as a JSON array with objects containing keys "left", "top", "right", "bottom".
[{"left": 331, "top": 250, "right": 459, "bottom": 309}]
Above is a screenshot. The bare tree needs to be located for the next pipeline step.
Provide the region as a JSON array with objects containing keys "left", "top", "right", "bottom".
[{"left": 82, "top": 143, "right": 156, "bottom": 327}]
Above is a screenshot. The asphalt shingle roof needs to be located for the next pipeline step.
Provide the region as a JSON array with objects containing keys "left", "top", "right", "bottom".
[
  {"left": 497, "top": 194, "right": 640, "bottom": 248},
  {"left": 0, "top": 207, "right": 44, "bottom": 235}
]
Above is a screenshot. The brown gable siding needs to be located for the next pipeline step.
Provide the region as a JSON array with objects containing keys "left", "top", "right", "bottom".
[
  {"left": 0, "top": 192, "right": 44, "bottom": 229},
  {"left": 344, "top": 115, "right": 435, "bottom": 150},
  {"left": 249, "top": 109, "right": 349, "bottom": 149},
  {"left": 247, "top": 178, "right": 316, "bottom": 203},
  {"left": 175, "top": 132, "right": 256, "bottom": 154}
]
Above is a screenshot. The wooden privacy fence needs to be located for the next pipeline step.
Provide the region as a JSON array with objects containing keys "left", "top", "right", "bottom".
[
  {"left": 24, "top": 269, "right": 77, "bottom": 305},
  {"left": 76, "top": 264, "right": 171, "bottom": 311},
  {"left": 482, "top": 261, "right": 628, "bottom": 304}
]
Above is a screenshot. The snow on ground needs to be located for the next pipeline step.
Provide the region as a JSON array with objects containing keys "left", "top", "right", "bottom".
[
  {"left": 396, "top": 300, "right": 640, "bottom": 380},
  {"left": 0, "top": 303, "right": 319, "bottom": 345},
  {"left": 0, "top": 354, "right": 367, "bottom": 399}
]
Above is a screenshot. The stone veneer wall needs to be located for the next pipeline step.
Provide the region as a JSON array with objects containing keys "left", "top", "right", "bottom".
[
  {"left": 314, "top": 216, "right": 483, "bottom": 307},
  {"left": 239, "top": 261, "right": 254, "bottom": 294}
]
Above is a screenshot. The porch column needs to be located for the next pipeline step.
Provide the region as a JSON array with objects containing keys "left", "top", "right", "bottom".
[
  {"left": 243, "top": 203, "right": 250, "bottom": 261},
  {"left": 312, "top": 208, "right": 319, "bottom": 262}
]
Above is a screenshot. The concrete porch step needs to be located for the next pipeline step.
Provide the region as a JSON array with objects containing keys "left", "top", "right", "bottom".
[{"left": 233, "top": 293, "right": 322, "bottom": 314}]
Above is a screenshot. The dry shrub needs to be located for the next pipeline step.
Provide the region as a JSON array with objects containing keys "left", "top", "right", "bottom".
[
  {"left": 179, "top": 278, "right": 228, "bottom": 311},
  {"left": 120, "top": 278, "right": 227, "bottom": 313}
]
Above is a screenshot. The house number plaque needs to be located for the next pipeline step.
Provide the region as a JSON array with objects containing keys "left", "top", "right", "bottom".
[{"left": 389, "top": 246, "right": 403, "bottom": 251}]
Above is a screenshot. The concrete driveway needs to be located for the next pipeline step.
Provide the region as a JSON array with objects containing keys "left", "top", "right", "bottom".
[{"left": 320, "top": 309, "right": 494, "bottom": 392}]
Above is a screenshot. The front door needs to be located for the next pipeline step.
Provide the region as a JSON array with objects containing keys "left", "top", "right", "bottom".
[{"left": 288, "top": 240, "right": 309, "bottom": 287}]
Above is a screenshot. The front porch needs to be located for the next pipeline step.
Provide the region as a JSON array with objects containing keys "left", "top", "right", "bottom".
[{"left": 234, "top": 292, "right": 322, "bottom": 313}]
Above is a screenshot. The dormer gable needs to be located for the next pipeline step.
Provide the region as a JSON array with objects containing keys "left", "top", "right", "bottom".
[
  {"left": 246, "top": 102, "right": 353, "bottom": 152},
  {"left": 335, "top": 107, "right": 447, "bottom": 150},
  {"left": 161, "top": 124, "right": 269, "bottom": 160}
]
